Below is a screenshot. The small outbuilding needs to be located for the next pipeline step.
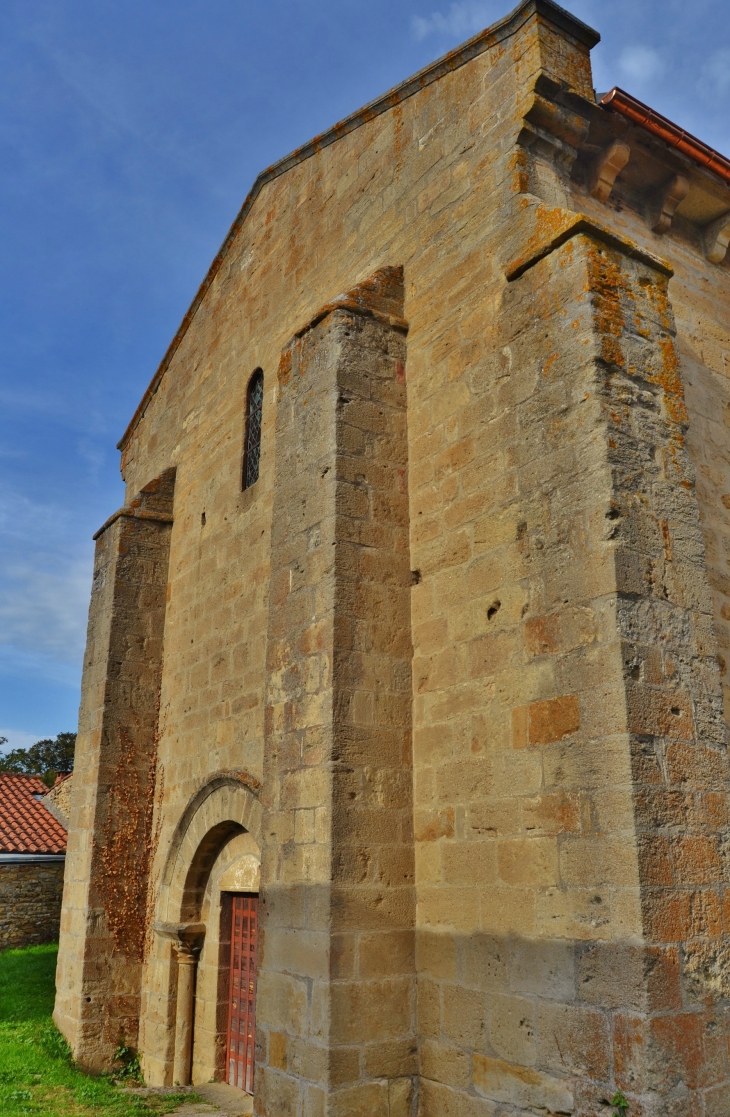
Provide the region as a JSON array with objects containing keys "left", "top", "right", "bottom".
[{"left": 0, "top": 772, "right": 68, "bottom": 950}]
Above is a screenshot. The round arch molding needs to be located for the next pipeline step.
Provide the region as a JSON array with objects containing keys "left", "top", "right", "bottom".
[
  {"left": 141, "top": 771, "right": 263, "bottom": 1088},
  {"left": 155, "top": 771, "right": 263, "bottom": 927}
]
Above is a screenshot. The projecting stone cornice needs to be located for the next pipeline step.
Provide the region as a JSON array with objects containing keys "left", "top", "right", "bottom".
[
  {"left": 505, "top": 208, "right": 673, "bottom": 281},
  {"left": 572, "top": 87, "right": 730, "bottom": 260},
  {"left": 92, "top": 505, "right": 173, "bottom": 540}
]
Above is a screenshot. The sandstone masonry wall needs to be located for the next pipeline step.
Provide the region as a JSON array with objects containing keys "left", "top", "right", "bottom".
[
  {"left": 43, "top": 775, "right": 74, "bottom": 829},
  {"left": 576, "top": 190, "right": 730, "bottom": 733},
  {"left": 0, "top": 861, "right": 65, "bottom": 950},
  {"left": 130, "top": 15, "right": 518, "bottom": 1096},
  {"left": 54, "top": 0, "right": 730, "bottom": 1112},
  {"left": 259, "top": 269, "right": 415, "bottom": 1117},
  {"left": 55, "top": 470, "right": 175, "bottom": 1069}
]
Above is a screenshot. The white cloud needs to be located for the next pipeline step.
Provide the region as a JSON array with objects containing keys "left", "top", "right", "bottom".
[
  {"left": 701, "top": 49, "right": 730, "bottom": 96},
  {"left": 0, "top": 558, "right": 91, "bottom": 664},
  {"left": 412, "top": 1, "right": 498, "bottom": 42},
  {"left": 618, "top": 44, "right": 665, "bottom": 85},
  {"left": 0, "top": 727, "right": 46, "bottom": 753},
  {"left": 0, "top": 646, "right": 81, "bottom": 687},
  {"left": 18, "top": 12, "right": 219, "bottom": 195},
  {"left": 0, "top": 490, "right": 92, "bottom": 665}
]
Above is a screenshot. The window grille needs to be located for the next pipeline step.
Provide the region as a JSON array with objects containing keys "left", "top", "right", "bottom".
[{"left": 243, "top": 369, "right": 263, "bottom": 490}]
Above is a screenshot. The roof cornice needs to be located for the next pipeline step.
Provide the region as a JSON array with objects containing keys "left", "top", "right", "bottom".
[
  {"left": 117, "top": 0, "right": 599, "bottom": 451},
  {"left": 601, "top": 87, "right": 730, "bottom": 187}
]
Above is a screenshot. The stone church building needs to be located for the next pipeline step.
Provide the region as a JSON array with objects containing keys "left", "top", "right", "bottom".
[{"left": 54, "top": 0, "right": 730, "bottom": 1113}]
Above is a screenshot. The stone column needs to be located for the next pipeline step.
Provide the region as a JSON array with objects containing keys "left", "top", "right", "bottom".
[
  {"left": 258, "top": 268, "right": 415, "bottom": 1117},
  {"left": 153, "top": 921, "right": 206, "bottom": 1086},
  {"left": 54, "top": 469, "right": 175, "bottom": 1071},
  {"left": 173, "top": 947, "right": 197, "bottom": 1087}
]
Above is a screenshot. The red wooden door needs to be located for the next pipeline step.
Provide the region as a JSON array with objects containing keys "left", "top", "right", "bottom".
[{"left": 226, "top": 894, "right": 259, "bottom": 1092}]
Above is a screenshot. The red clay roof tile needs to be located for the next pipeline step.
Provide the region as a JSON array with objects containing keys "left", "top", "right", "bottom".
[{"left": 0, "top": 773, "right": 67, "bottom": 854}]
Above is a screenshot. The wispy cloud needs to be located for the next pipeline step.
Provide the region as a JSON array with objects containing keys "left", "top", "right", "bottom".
[
  {"left": 411, "top": 1, "right": 497, "bottom": 42},
  {"left": 0, "top": 561, "right": 91, "bottom": 664},
  {"left": 16, "top": 10, "right": 224, "bottom": 198},
  {"left": 75, "top": 437, "right": 106, "bottom": 481},
  {"left": 700, "top": 48, "right": 730, "bottom": 96},
  {"left": 18, "top": 4, "right": 162, "bottom": 151},
  {"left": 0, "top": 491, "right": 92, "bottom": 665},
  {"left": 617, "top": 44, "right": 665, "bottom": 85},
  {"left": 0, "top": 387, "right": 70, "bottom": 417},
  {"left": 0, "top": 727, "right": 46, "bottom": 753},
  {"left": 0, "top": 645, "right": 82, "bottom": 687}
]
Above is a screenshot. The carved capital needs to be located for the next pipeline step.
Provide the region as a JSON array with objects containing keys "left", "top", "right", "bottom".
[
  {"left": 152, "top": 921, "right": 206, "bottom": 960},
  {"left": 650, "top": 174, "right": 690, "bottom": 234},
  {"left": 590, "top": 142, "right": 631, "bottom": 202},
  {"left": 703, "top": 210, "right": 730, "bottom": 265}
]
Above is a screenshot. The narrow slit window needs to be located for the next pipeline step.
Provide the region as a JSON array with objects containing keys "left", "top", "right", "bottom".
[{"left": 243, "top": 369, "right": 264, "bottom": 490}]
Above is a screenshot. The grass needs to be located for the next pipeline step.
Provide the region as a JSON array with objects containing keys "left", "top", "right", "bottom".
[{"left": 0, "top": 944, "right": 194, "bottom": 1117}]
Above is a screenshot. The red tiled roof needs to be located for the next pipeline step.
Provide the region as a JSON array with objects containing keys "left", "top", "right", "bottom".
[{"left": 0, "top": 773, "right": 67, "bottom": 854}]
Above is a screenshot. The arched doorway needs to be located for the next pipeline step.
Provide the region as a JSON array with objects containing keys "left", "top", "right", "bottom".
[{"left": 141, "top": 773, "right": 262, "bottom": 1089}]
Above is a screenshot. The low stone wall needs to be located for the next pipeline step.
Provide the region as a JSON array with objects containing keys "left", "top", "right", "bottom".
[{"left": 0, "top": 860, "right": 65, "bottom": 950}]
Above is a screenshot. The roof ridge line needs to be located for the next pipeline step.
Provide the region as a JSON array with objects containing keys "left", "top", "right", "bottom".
[{"left": 117, "top": 0, "right": 599, "bottom": 451}]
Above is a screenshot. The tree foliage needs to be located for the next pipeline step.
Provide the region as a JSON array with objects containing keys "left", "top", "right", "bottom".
[{"left": 0, "top": 732, "right": 76, "bottom": 787}]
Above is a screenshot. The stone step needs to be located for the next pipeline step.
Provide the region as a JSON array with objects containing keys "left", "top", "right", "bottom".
[{"left": 123, "top": 1082, "right": 253, "bottom": 1116}]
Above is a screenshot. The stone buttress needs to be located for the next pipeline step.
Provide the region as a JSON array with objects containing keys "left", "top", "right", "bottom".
[
  {"left": 54, "top": 471, "right": 175, "bottom": 1069},
  {"left": 409, "top": 13, "right": 730, "bottom": 1115},
  {"left": 51, "top": 1, "right": 730, "bottom": 1112},
  {"left": 258, "top": 269, "right": 416, "bottom": 1116}
]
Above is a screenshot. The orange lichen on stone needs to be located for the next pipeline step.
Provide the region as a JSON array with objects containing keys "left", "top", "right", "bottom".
[
  {"left": 293, "top": 265, "right": 408, "bottom": 341},
  {"left": 542, "top": 351, "right": 559, "bottom": 378},
  {"left": 512, "top": 695, "right": 580, "bottom": 747},
  {"left": 278, "top": 347, "right": 292, "bottom": 387},
  {"left": 415, "top": 807, "right": 455, "bottom": 841},
  {"left": 656, "top": 335, "right": 689, "bottom": 428},
  {"left": 586, "top": 241, "right": 627, "bottom": 369},
  {"left": 55, "top": 2, "right": 730, "bottom": 1110},
  {"left": 392, "top": 102, "right": 406, "bottom": 174},
  {"left": 508, "top": 148, "right": 530, "bottom": 194}
]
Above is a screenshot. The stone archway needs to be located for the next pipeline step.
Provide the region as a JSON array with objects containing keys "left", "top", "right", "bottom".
[
  {"left": 158, "top": 771, "right": 262, "bottom": 920},
  {"left": 140, "top": 772, "right": 262, "bottom": 1088}
]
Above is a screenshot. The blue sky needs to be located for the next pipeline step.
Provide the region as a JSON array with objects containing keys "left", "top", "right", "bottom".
[{"left": 1, "top": 0, "right": 728, "bottom": 752}]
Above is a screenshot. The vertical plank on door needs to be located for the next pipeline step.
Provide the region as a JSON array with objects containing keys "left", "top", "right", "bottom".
[{"left": 225, "top": 894, "right": 258, "bottom": 1093}]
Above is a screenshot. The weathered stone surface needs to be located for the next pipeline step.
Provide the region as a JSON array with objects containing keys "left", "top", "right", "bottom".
[
  {"left": 0, "top": 861, "right": 65, "bottom": 950},
  {"left": 54, "top": 470, "right": 175, "bottom": 1070},
  {"left": 53, "top": 0, "right": 730, "bottom": 1112},
  {"left": 43, "top": 775, "right": 74, "bottom": 829},
  {"left": 258, "top": 270, "right": 415, "bottom": 1112}
]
